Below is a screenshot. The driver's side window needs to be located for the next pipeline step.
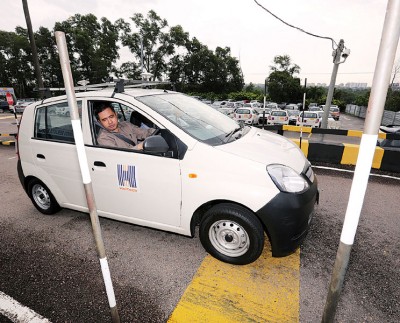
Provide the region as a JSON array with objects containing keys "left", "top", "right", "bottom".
[{"left": 90, "top": 100, "right": 156, "bottom": 145}]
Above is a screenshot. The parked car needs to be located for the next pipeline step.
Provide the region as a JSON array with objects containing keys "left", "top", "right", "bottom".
[
  {"left": 233, "top": 106, "right": 260, "bottom": 125},
  {"left": 287, "top": 110, "right": 301, "bottom": 125},
  {"left": 16, "top": 88, "right": 318, "bottom": 265},
  {"left": 14, "top": 101, "right": 33, "bottom": 113},
  {"left": 266, "top": 102, "right": 278, "bottom": 110},
  {"left": 296, "top": 111, "right": 321, "bottom": 128},
  {"left": 0, "top": 99, "right": 9, "bottom": 113},
  {"left": 379, "top": 124, "right": 400, "bottom": 133},
  {"left": 218, "top": 107, "right": 235, "bottom": 117},
  {"left": 256, "top": 108, "right": 271, "bottom": 125},
  {"left": 329, "top": 106, "right": 340, "bottom": 120},
  {"left": 267, "top": 110, "right": 289, "bottom": 125},
  {"left": 284, "top": 104, "right": 299, "bottom": 110},
  {"left": 377, "top": 137, "right": 400, "bottom": 150},
  {"left": 308, "top": 103, "right": 318, "bottom": 109},
  {"left": 56, "top": 105, "right": 71, "bottom": 116},
  {"left": 378, "top": 125, "right": 400, "bottom": 150},
  {"left": 309, "top": 106, "right": 322, "bottom": 112},
  {"left": 316, "top": 111, "right": 340, "bottom": 129}
]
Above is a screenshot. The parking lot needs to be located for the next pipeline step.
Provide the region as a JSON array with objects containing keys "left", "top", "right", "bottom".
[{"left": 1, "top": 138, "right": 399, "bottom": 322}]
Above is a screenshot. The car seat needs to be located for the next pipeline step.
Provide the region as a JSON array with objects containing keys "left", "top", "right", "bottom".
[{"left": 130, "top": 111, "right": 154, "bottom": 128}]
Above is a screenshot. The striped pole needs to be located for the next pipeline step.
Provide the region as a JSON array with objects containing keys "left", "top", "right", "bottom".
[
  {"left": 55, "top": 31, "right": 120, "bottom": 323},
  {"left": 322, "top": 1, "right": 400, "bottom": 322}
]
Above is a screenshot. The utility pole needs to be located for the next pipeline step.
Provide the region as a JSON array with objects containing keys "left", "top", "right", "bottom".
[
  {"left": 321, "top": 39, "right": 349, "bottom": 129},
  {"left": 22, "top": 0, "right": 44, "bottom": 98},
  {"left": 322, "top": 0, "right": 400, "bottom": 321}
]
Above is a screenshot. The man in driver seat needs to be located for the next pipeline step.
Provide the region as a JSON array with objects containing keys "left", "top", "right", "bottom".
[{"left": 95, "top": 104, "right": 156, "bottom": 150}]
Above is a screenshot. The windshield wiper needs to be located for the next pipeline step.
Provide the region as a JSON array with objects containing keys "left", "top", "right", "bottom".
[{"left": 225, "top": 124, "right": 244, "bottom": 143}]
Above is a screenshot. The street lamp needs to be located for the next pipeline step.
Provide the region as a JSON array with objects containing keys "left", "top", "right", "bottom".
[{"left": 321, "top": 39, "right": 350, "bottom": 128}]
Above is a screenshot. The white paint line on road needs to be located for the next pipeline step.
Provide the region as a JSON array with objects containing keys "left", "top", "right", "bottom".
[
  {"left": 0, "top": 291, "right": 51, "bottom": 323},
  {"left": 313, "top": 165, "right": 400, "bottom": 180}
]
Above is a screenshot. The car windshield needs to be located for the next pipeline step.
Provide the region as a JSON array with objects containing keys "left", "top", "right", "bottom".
[
  {"left": 288, "top": 110, "right": 300, "bottom": 116},
  {"left": 136, "top": 93, "right": 242, "bottom": 145}
]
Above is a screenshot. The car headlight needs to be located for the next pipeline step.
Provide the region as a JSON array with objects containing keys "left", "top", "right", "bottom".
[{"left": 267, "top": 164, "right": 309, "bottom": 193}]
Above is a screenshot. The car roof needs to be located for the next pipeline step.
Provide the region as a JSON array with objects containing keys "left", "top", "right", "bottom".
[{"left": 35, "top": 88, "right": 174, "bottom": 105}]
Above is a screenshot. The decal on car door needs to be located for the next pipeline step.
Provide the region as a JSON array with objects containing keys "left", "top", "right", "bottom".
[{"left": 117, "top": 164, "right": 138, "bottom": 192}]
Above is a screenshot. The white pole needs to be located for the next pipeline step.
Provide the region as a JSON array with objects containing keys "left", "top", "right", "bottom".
[
  {"left": 55, "top": 31, "right": 121, "bottom": 323},
  {"left": 322, "top": 1, "right": 400, "bottom": 321}
]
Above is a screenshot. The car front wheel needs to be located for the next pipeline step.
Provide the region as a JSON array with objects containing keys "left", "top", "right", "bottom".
[
  {"left": 199, "top": 203, "right": 264, "bottom": 265},
  {"left": 28, "top": 179, "right": 61, "bottom": 215}
]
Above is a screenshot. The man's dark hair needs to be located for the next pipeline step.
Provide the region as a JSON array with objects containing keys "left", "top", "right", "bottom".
[{"left": 94, "top": 103, "right": 115, "bottom": 119}]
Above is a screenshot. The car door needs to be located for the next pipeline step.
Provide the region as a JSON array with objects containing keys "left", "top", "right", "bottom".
[
  {"left": 30, "top": 100, "right": 87, "bottom": 208},
  {"left": 85, "top": 100, "right": 182, "bottom": 228}
]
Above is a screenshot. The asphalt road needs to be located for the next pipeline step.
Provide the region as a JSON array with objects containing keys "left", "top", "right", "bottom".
[{"left": 0, "top": 143, "right": 399, "bottom": 322}]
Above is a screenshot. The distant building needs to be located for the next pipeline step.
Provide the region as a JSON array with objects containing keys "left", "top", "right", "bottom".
[
  {"left": 307, "top": 83, "right": 327, "bottom": 87},
  {"left": 344, "top": 82, "right": 368, "bottom": 89}
]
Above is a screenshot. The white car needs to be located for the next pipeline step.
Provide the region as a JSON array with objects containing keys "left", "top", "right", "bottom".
[
  {"left": 379, "top": 124, "right": 400, "bottom": 133},
  {"left": 296, "top": 111, "right": 322, "bottom": 128},
  {"left": 316, "top": 111, "right": 340, "bottom": 129},
  {"left": 16, "top": 88, "right": 318, "bottom": 265},
  {"left": 287, "top": 110, "right": 301, "bottom": 125},
  {"left": 266, "top": 102, "right": 278, "bottom": 110},
  {"left": 284, "top": 104, "right": 298, "bottom": 111},
  {"left": 14, "top": 101, "right": 32, "bottom": 113},
  {"left": 234, "top": 105, "right": 260, "bottom": 125},
  {"left": 267, "top": 110, "right": 289, "bottom": 125},
  {"left": 256, "top": 108, "right": 271, "bottom": 125}
]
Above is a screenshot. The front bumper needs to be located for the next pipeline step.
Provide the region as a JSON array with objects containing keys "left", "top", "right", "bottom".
[{"left": 256, "top": 176, "right": 319, "bottom": 257}]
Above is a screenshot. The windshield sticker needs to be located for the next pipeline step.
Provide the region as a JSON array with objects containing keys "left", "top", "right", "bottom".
[{"left": 117, "top": 164, "right": 137, "bottom": 192}]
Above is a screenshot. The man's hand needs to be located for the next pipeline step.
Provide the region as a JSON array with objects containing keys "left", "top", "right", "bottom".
[{"left": 135, "top": 142, "right": 144, "bottom": 150}]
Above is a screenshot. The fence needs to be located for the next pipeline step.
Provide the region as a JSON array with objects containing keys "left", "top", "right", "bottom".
[{"left": 346, "top": 104, "right": 400, "bottom": 125}]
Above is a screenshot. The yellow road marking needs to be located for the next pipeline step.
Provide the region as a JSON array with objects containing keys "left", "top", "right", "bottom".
[{"left": 168, "top": 240, "right": 300, "bottom": 322}]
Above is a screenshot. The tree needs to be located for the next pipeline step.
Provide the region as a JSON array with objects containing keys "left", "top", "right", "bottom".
[
  {"left": 120, "top": 10, "right": 188, "bottom": 81},
  {"left": 0, "top": 28, "right": 35, "bottom": 97},
  {"left": 1, "top": 10, "right": 244, "bottom": 97},
  {"left": 35, "top": 26, "right": 62, "bottom": 88},
  {"left": 270, "top": 55, "right": 300, "bottom": 75},
  {"left": 267, "top": 55, "right": 302, "bottom": 103},
  {"left": 55, "top": 14, "right": 122, "bottom": 84}
]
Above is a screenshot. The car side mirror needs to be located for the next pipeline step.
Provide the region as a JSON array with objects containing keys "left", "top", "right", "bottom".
[{"left": 143, "top": 135, "right": 169, "bottom": 153}]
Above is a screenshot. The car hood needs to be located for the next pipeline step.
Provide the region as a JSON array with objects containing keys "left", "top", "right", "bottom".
[{"left": 215, "top": 127, "right": 307, "bottom": 173}]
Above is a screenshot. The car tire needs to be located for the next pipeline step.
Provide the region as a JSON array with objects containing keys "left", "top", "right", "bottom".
[
  {"left": 199, "top": 203, "right": 264, "bottom": 265},
  {"left": 28, "top": 179, "right": 61, "bottom": 215}
]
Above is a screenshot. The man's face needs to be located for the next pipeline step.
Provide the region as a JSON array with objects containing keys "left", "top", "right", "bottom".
[{"left": 98, "top": 107, "right": 118, "bottom": 132}]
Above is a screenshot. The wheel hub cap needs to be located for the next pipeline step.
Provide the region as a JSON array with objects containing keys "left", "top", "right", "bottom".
[{"left": 209, "top": 220, "right": 250, "bottom": 257}]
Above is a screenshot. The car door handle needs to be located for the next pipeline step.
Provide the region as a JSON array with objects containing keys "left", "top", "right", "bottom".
[
  {"left": 37, "top": 154, "right": 45, "bottom": 159},
  {"left": 94, "top": 161, "right": 106, "bottom": 167}
]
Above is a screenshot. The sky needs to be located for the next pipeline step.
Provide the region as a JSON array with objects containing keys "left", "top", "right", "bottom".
[{"left": 1, "top": 0, "right": 398, "bottom": 86}]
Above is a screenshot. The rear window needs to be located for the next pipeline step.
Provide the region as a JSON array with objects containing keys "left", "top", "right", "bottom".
[
  {"left": 271, "top": 111, "right": 287, "bottom": 116},
  {"left": 303, "top": 112, "right": 318, "bottom": 118},
  {"left": 330, "top": 107, "right": 339, "bottom": 112},
  {"left": 236, "top": 109, "right": 251, "bottom": 114},
  {"left": 34, "top": 101, "right": 82, "bottom": 143}
]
